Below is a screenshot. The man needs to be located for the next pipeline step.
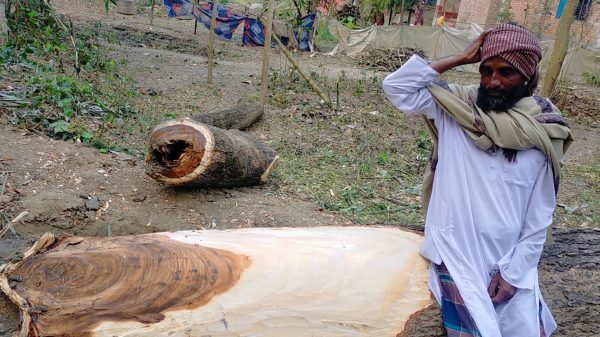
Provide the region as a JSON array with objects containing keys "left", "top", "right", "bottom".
[{"left": 382, "top": 24, "right": 573, "bottom": 337}]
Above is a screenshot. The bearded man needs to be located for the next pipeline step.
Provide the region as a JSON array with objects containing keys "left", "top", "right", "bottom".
[{"left": 382, "top": 24, "right": 573, "bottom": 337}]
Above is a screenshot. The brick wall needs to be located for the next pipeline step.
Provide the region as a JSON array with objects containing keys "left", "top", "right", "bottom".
[
  {"left": 435, "top": 0, "right": 462, "bottom": 26},
  {"left": 509, "top": 0, "right": 600, "bottom": 47},
  {"left": 454, "top": 0, "right": 502, "bottom": 27},
  {"left": 453, "top": 0, "right": 600, "bottom": 47}
]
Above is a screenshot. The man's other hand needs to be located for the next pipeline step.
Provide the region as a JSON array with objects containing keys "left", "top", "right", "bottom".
[{"left": 487, "top": 272, "right": 517, "bottom": 305}]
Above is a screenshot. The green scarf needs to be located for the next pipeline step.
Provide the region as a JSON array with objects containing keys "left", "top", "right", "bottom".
[{"left": 421, "top": 83, "right": 574, "bottom": 214}]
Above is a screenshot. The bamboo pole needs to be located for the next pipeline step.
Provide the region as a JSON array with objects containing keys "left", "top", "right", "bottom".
[
  {"left": 259, "top": 0, "right": 276, "bottom": 106},
  {"left": 207, "top": 0, "right": 219, "bottom": 84},
  {"left": 259, "top": 18, "right": 332, "bottom": 108}
]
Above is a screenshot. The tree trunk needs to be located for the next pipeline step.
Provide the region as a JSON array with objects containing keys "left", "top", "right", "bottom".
[
  {"left": 534, "top": 0, "right": 553, "bottom": 38},
  {"left": 145, "top": 118, "right": 279, "bottom": 187},
  {"left": 400, "top": 0, "right": 406, "bottom": 25},
  {"left": 540, "top": 0, "right": 579, "bottom": 98},
  {"left": 0, "top": 0, "right": 8, "bottom": 45},
  {"left": 191, "top": 97, "right": 264, "bottom": 130},
  {"left": 0, "top": 227, "right": 439, "bottom": 337}
]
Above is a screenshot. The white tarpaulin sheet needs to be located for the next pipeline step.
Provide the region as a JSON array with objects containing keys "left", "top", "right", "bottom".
[{"left": 328, "top": 21, "right": 599, "bottom": 82}]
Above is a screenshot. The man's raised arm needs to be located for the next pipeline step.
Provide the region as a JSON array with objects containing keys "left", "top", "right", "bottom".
[{"left": 382, "top": 31, "right": 488, "bottom": 118}]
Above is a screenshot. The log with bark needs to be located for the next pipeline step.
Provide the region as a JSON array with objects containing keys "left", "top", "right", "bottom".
[
  {"left": 192, "top": 97, "right": 264, "bottom": 130},
  {"left": 0, "top": 226, "right": 441, "bottom": 337},
  {"left": 145, "top": 118, "right": 279, "bottom": 187}
]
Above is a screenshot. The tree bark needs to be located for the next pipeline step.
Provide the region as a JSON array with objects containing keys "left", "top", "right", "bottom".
[
  {"left": 145, "top": 118, "right": 279, "bottom": 187},
  {"left": 0, "top": 227, "right": 438, "bottom": 337},
  {"left": 191, "top": 97, "right": 264, "bottom": 130},
  {"left": 540, "top": 0, "right": 579, "bottom": 98}
]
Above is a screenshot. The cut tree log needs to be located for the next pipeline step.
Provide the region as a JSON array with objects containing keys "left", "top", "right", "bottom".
[
  {"left": 0, "top": 226, "right": 440, "bottom": 337},
  {"left": 145, "top": 118, "right": 279, "bottom": 187},
  {"left": 192, "top": 97, "right": 264, "bottom": 130}
]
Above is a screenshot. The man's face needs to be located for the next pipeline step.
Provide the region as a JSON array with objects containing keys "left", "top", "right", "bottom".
[{"left": 476, "top": 56, "right": 528, "bottom": 113}]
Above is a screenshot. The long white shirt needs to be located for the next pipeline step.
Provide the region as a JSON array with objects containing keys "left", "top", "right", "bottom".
[{"left": 382, "top": 55, "right": 557, "bottom": 337}]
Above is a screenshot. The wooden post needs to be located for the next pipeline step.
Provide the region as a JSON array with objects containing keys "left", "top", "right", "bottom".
[
  {"left": 400, "top": 0, "right": 405, "bottom": 25},
  {"left": 150, "top": 0, "right": 155, "bottom": 25},
  {"left": 194, "top": 0, "right": 199, "bottom": 35},
  {"left": 206, "top": 0, "right": 219, "bottom": 84},
  {"left": 259, "top": 0, "right": 276, "bottom": 106}
]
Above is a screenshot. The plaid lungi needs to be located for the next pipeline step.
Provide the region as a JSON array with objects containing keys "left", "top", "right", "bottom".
[
  {"left": 435, "top": 263, "right": 482, "bottom": 337},
  {"left": 435, "top": 263, "right": 547, "bottom": 337}
]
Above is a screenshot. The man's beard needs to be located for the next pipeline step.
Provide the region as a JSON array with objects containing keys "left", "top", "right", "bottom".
[{"left": 476, "top": 84, "right": 529, "bottom": 113}]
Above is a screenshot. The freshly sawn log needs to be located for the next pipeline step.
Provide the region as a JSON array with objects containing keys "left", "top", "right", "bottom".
[
  {"left": 0, "top": 226, "right": 436, "bottom": 337},
  {"left": 145, "top": 118, "right": 279, "bottom": 187}
]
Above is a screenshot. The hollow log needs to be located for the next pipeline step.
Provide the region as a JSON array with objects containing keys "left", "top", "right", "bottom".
[
  {"left": 192, "top": 98, "right": 264, "bottom": 130},
  {"left": 145, "top": 118, "right": 279, "bottom": 187},
  {"left": 0, "top": 226, "right": 439, "bottom": 337}
]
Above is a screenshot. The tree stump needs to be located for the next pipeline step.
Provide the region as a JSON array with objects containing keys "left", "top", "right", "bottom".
[
  {"left": 145, "top": 118, "right": 279, "bottom": 187},
  {"left": 0, "top": 227, "right": 441, "bottom": 337}
]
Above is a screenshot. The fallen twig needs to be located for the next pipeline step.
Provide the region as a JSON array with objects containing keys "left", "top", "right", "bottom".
[
  {"left": 0, "top": 171, "right": 9, "bottom": 196},
  {"left": 0, "top": 211, "right": 29, "bottom": 238},
  {"left": 0, "top": 213, "right": 15, "bottom": 236},
  {"left": 380, "top": 196, "right": 420, "bottom": 209}
]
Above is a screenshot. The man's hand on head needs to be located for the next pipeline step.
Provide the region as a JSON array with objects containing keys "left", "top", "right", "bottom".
[
  {"left": 428, "top": 30, "right": 492, "bottom": 74},
  {"left": 487, "top": 271, "right": 517, "bottom": 305},
  {"left": 458, "top": 30, "right": 491, "bottom": 65}
]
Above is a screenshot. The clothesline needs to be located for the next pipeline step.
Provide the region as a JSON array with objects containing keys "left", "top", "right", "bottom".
[
  {"left": 185, "top": 0, "right": 293, "bottom": 19},
  {"left": 163, "top": 0, "right": 317, "bottom": 51}
]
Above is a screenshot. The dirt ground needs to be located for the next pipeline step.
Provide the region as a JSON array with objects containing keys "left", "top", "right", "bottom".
[{"left": 1, "top": 1, "right": 599, "bottom": 336}]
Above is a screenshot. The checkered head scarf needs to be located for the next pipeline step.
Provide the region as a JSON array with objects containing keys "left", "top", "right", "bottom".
[{"left": 481, "top": 23, "right": 542, "bottom": 91}]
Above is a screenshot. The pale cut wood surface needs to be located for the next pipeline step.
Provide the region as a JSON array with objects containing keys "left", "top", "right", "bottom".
[{"left": 1, "top": 226, "right": 433, "bottom": 337}]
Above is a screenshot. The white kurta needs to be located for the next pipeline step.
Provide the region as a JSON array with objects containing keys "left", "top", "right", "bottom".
[{"left": 382, "top": 55, "right": 557, "bottom": 337}]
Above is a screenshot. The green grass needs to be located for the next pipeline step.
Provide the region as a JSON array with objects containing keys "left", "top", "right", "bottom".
[
  {"left": 555, "top": 154, "right": 600, "bottom": 228},
  {"left": 263, "top": 69, "right": 431, "bottom": 227}
]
